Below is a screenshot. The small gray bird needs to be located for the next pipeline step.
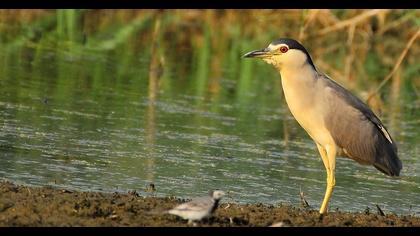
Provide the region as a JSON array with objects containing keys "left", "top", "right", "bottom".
[
  {"left": 243, "top": 38, "right": 402, "bottom": 214},
  {"left": 168, "top": 190, "right": 225, "bottom": 224}
]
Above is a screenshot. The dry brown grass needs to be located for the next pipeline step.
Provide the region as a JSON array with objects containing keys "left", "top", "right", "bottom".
[{"left": 0, "top": 9, "right": 418, "bottom": 106}]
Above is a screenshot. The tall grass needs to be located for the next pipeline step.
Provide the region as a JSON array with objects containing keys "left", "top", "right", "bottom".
[{"left": 0, "top": 9, "right": 418, "bottom": 111}]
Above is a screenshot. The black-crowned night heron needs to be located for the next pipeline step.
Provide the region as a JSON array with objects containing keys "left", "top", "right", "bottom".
[
  {"left": 243, "top": 38, "right": 402, "bottom": 214},
  {"left": 168, "top": 190, "right": 225, "bottom": 224}
]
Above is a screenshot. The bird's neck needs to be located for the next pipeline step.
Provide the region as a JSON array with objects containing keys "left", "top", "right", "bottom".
[
  {"left": 278, "top": 63, "right": 317, "bottom": 82},
  {"left": 278, "top": 63, "right": 318, "bottom": 115},
  {"left": 277, "top": 64, "right": 321, "bottom": 141}
]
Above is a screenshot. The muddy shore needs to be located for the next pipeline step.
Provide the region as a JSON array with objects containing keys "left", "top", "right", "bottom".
[{"left": 0, "top": 181, "right": 419, "bottom": 227}]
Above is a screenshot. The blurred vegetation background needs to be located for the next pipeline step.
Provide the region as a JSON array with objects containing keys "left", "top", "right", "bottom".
[{"left": 0, "top": 9, "right": 419, "bottom": 113}]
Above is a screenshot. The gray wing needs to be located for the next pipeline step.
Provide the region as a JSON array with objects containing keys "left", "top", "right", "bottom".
[
  {"left": 171, "top": 197, "right": 213, "bottom": 212},
  {"left": 319, "top": 73, "right": 402, "bottom": 176}
]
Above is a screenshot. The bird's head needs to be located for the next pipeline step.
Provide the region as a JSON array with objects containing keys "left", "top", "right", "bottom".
[
  {"left": 243, "top": 38, "right": 316, "bottom": 71},
  {"left": 210, "top": 190, "right": 225, "bottom": 200}
]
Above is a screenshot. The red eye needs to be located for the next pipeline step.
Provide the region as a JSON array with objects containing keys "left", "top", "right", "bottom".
[{"left": 280, "top": 46, "right": 288, "bottom": 53}]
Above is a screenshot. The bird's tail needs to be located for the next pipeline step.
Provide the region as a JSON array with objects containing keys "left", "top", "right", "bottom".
[{"left": 373, "top": 132, "right": 402, "bottom": 176}]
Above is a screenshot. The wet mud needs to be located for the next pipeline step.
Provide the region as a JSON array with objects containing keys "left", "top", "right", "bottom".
[{"left": 0, "top": 181, "right": 419, "bottom": 227}]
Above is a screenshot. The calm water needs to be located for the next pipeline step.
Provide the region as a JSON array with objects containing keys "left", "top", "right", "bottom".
[{"left": 0, "top": 42, "right": 419, "bottom": 215}]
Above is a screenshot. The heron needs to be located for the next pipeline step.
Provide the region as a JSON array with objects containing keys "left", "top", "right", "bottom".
[{"left": 243, "top": 38, "right": 402, "bottom": 214}]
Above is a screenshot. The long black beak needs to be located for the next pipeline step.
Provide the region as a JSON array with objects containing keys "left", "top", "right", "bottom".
[{"left": 242, "top": 48, "right": 269, "bottom": 58}]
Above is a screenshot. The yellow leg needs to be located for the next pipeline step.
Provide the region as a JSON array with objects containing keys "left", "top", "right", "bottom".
[{"left": 316, "top": 144, "right": 336, "bottom": 215}]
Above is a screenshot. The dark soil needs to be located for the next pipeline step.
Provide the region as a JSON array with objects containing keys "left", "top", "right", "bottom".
[{"left": 0, "top": 181, "right": 419, "bottom": 227}]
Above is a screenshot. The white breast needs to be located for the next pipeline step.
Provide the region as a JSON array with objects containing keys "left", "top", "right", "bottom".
[{"left": 280, "top": 66, "right": 334, "bottom": 147}]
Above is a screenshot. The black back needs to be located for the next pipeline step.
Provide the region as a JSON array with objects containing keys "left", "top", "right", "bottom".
[{"left": 271, "top": 38, "right": 317, "bottom": 71}]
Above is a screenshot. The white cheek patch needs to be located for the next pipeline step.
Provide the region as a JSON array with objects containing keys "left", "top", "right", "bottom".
[{"left": 267, "top": 44, "right": 276, "bottom": 51}]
